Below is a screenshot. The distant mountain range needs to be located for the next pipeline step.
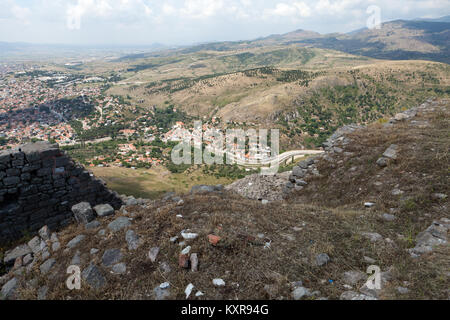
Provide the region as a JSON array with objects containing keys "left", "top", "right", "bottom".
[
  {"left": 295, "top": 19, "right": 450, "bottom": 64},
  {"left": 1, "top": 16, "right": 449, "bottom": 64},
  {"left": 172, "top": 17, "right": 449, "bottom": 64},
  {"left": 413, "top": 15, "right": 450, "bottom": 23}
]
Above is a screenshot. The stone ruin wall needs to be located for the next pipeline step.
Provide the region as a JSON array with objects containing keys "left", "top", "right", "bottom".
[{"left": 0, "top": 142, "right": 122, "bottom": 243}]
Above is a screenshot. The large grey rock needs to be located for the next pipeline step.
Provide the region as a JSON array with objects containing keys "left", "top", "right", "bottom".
[
  {"left": 409, "top": 219, "right": 448, "bottom": 256},
  {"left": 85, "top": 220, "right": 101, "bottom": 230},
  {"left": 82, "top": 263, "right": 106, "bottom": 289},
  {"left": 292, "top": 167, "right": 306, "bottom": 178},
  {"left": 124, "top": 196, "right": 138, "bottom": 206},
  {"left": 28, "top": 236, "right": 42, "bottom": 254},
  {"left": 4, "top": 244, "right": 32, "bottom": 264},
  {"left": 0, "top": 278, "right": 18, "bottom": 300},
  {"left": 292, "top": 286, "right": 310, "bottom": 300},
  {"left": 41, "top": 248, "right": 51, "bottom": 261},
  {"left": 416, "top": 221, "right": 447, "bottom": 246},
  {"left": 316, "top": 253, "right": 331, "bottom": 266},
  {"left": 23, "top": 254, "right": 33, "bottom": 266},
  {"left": 72, "top": 202, "right": 95, "bottom": 224},
  {"left": 108, "top": 217, "right": 131, "bottom": 232},
  {"left": 40, "top": 258, "right": 56, "bottom": 274},
  {"left": 38, "top": 226, "right": 51, "bottom": 240},
  {"left": 51, "top": 242, "right": 61, "bottom": 252},
  {"left": 153, "top": 285, "right": 171, "bottom": 300},
  {"left": 148, "top": 247, "right": 160, "bottom": 262},
  {"left": 102, "top": 249, "right": 123, "bottom": 267},
  {"left": 125, "top": 230, "right": 141, "bottom": 250},
  {"left": 112, "top": 263, "right": 127, "bottom": 274},
  {"left": 383, "top": 144, "right": 399, "bottom": 160},
  {"left": 66, "top": 235, "right": 86, "bottom": 249},
  {"left": 93, "top": 204, "right": 115, "bottom": 217}
]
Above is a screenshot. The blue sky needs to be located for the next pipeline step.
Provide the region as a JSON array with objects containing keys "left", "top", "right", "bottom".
[{"left": 1, "top": 0, "right": 449, "bottom": 45}]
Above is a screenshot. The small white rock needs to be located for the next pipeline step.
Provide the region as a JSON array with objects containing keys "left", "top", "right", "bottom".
[
  {"left": 185, "top": 283, "right": 194, "bottom": 299},
  {"left": 181, "top": 232, "right": 199, "bottom": 240},
  {"left": 181, "top": 246, "right": 191, "bottom": 255},
  {"left": 212, "top": 279, "right": 225, "bottom": 287},
  {"left": 148, "top": 247, "right": 160, "bottom": 262},
  {"left": 343, "top": 284, "right": 353, "bottom": 290},
  {"left": 160, "top": 282, "right": 170, "bottom": 289}
]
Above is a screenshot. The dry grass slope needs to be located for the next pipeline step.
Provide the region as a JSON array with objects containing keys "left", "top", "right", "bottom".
[{"left": 8, "top": 100, "right": 448, "bottom": 301}]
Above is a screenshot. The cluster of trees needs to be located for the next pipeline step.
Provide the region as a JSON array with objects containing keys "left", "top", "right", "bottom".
[
  {"left": 0, "top": 137, "right": 8, "bottom": 146},
  {"left": 149, "top": 105, "right": 188, "bottom": 131},
  {"left": 282, "top": 68, "right": 450, "bottom": 148}
]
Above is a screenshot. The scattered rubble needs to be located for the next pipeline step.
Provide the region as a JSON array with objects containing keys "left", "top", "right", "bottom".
[{"left": 409, "top": 218, "right": 449, "bottom": 257}]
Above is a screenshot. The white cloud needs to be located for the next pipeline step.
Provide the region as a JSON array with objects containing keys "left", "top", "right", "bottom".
[
  {"left": 180, "top": 0, "right": 224, "bottom": 19},
  {"left": 11, "top": 4, "right": 32, "bottom": 25},
  {"left": 264, "top": 1, "right": 311, "bottom": 19},
  {"left": 1, "top": 0, "right": 450, "bottom": 45},
  {"left": 162, "top": 4, "right": 176, "bottom": 15},
  {"left": 65, "top": 0, "right": 156, "bottom": 30},
  {"left": 315, "top": 0, "right": 363, "bottom": 15}
]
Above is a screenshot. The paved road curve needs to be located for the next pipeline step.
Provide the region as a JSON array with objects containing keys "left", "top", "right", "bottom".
[{"left": 224, "top": 149, "right": 324, "bottom": 166}]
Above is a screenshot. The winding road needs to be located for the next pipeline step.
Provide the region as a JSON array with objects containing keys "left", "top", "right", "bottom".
[{"left": 217, "top": 149, "right": 324, "bottom": 167}]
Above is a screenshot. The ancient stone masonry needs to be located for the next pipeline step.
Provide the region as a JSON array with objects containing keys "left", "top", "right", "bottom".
[{"left": 0, "top": 141, "right": 122, "bottom": 243}]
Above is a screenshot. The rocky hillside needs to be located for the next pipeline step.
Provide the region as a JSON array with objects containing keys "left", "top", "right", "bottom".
[
  {"left": 1, "top": 98, "right": 448, "bottom": 300},
  {"left": 300, "top": 20, "right": 450, "bottom": 64}
]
